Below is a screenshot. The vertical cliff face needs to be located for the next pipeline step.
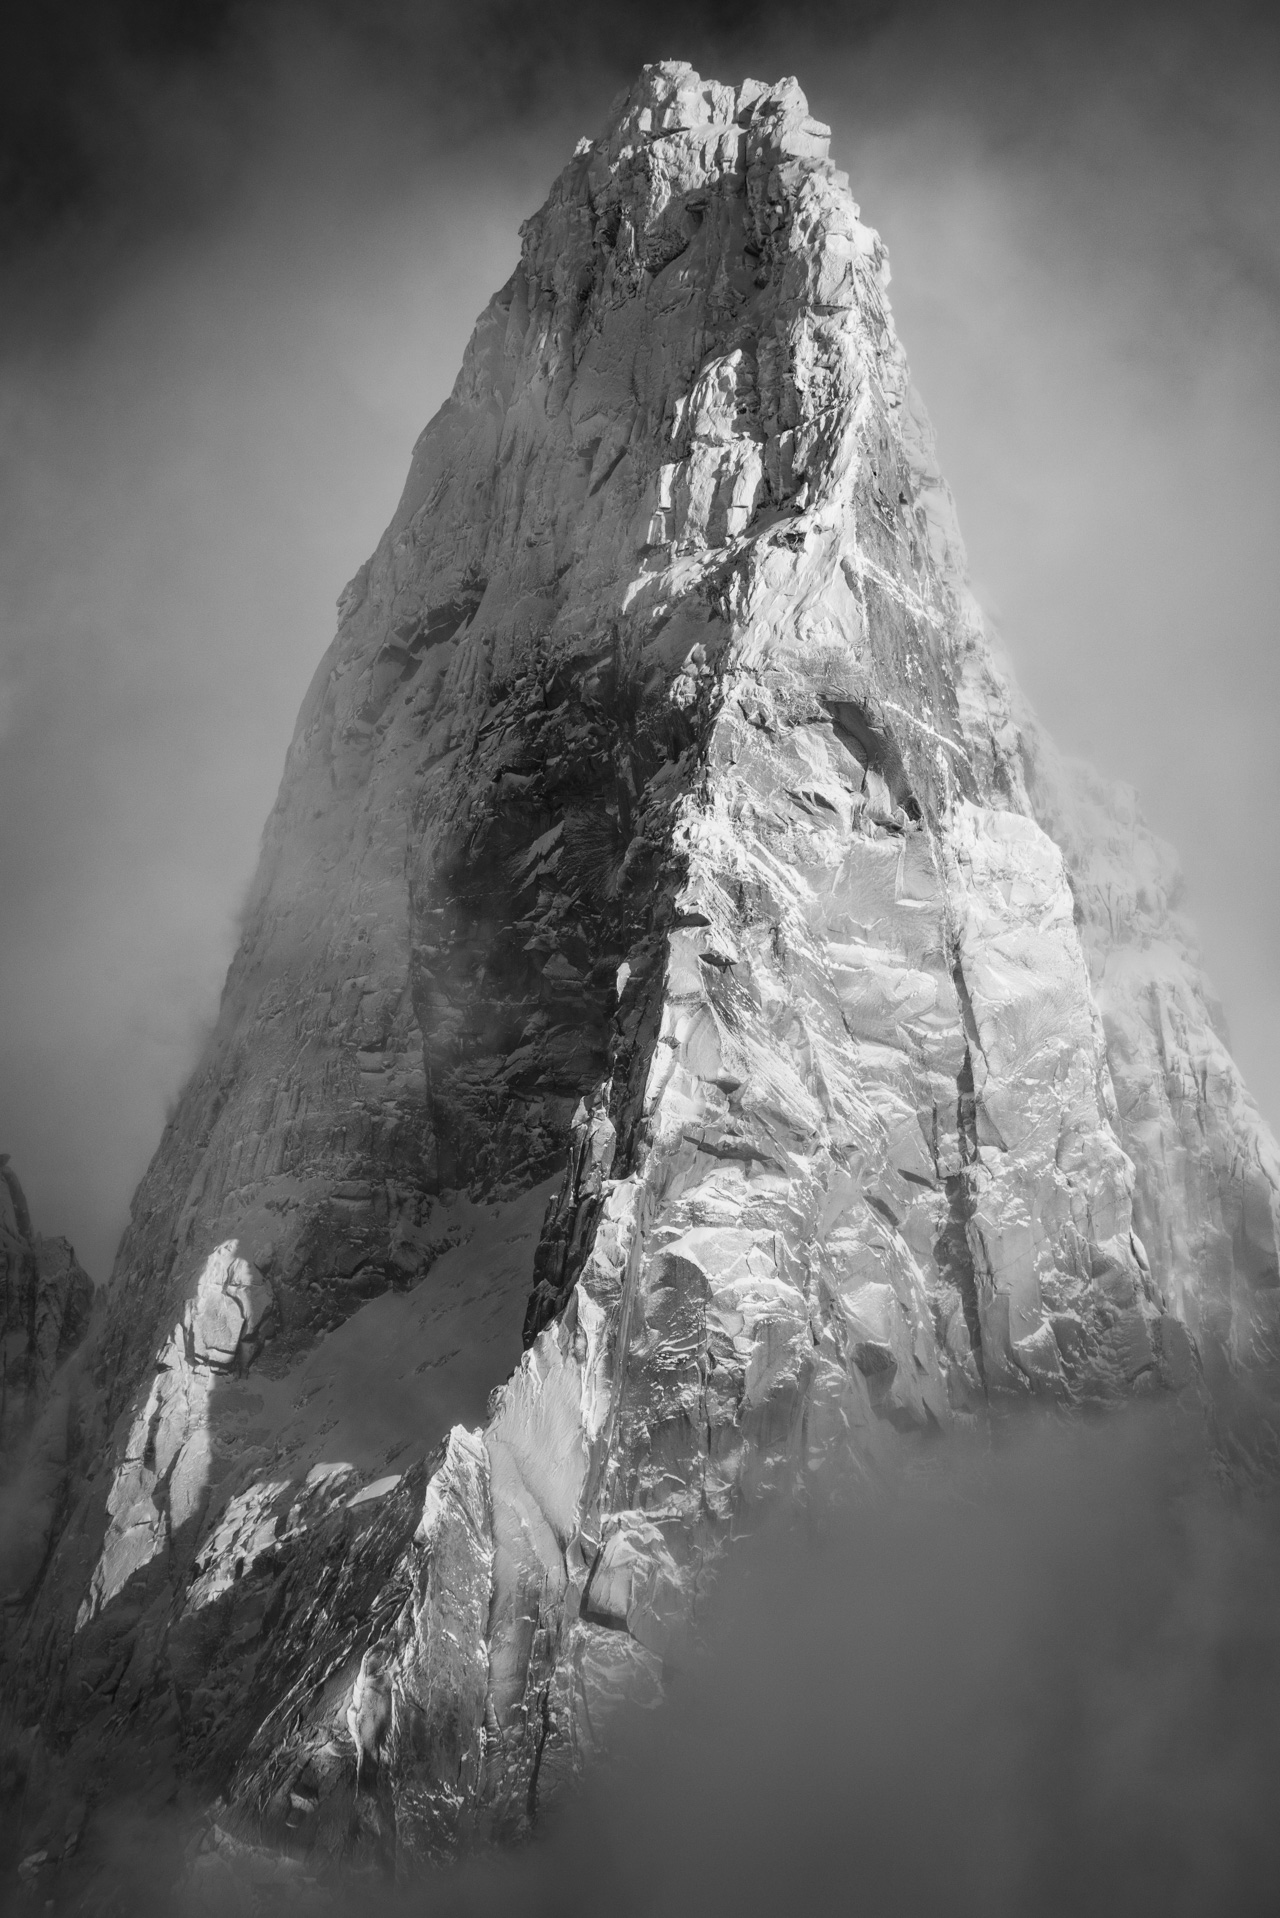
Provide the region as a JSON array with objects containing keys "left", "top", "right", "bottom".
[{"left": 7, "top": 61, "right": 1279, "bottom": 1891}]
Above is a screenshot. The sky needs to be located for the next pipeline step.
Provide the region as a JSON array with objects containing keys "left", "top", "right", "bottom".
[{"left": 1, "top": 0, "right": 1278, "bottom": 1278}]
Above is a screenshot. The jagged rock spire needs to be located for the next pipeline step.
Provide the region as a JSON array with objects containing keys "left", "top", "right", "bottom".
[{"left": 7, "top": 62, "right": 1279, "bottom": 1896}]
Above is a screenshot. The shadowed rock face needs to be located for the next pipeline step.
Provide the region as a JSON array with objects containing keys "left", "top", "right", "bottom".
[
  {"left": 1, "top": 1159, "right": 94, "bottom": 1675},
  {"left": 2, "top": 1161, "right": 94, "bottom": 1451},
  {"left": 5, "top": 60, "right": 1280, "bottom": 1898}
]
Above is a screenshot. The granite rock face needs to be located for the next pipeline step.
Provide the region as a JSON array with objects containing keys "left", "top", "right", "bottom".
[{"left": 5, "top": 61, "right": 1280, "bottom": 1893}]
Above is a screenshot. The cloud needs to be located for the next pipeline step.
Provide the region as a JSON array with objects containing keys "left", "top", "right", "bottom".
[
  {"left": 31, "top": 1412, "right": 1280, "bottom": 1913},
  {"left": 547, "top": 1415, "right": 1280, "bottom": 1918},
  {"left": 0, "top": 14, "right": 556, "bottom": 1274},
  {"left": 817, "top": 0, "right": 1280, "bottom": 1126}
]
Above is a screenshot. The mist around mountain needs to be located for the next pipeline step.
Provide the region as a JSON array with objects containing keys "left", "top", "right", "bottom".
[{"left": 13, "top": 1417, "right": 1280, "bottom": 1916}]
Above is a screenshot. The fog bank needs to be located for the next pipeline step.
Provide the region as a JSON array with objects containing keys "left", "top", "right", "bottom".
[{"left": 37, "top": 1415, "right": 1280, "bottom": 1915}]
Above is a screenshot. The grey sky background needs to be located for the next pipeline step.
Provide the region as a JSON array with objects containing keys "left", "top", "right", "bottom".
[{"left": 1, "top": 0, "right": 1276, "bottom": 1278}]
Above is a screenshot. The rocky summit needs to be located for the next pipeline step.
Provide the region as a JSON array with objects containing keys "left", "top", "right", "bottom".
[{"left": 4, "top": 61, "right": 1279, "bottom": 1901}]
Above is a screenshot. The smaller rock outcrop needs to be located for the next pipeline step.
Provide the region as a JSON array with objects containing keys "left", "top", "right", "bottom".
[
  {"left": 1, "top": 1157, "right": 95, "bottom": 1613},
  {"left": 77, "top": 1239, "right": 276, "bottom": 1627},
  {"left": 1, "top": 1158, "right": 94, "bottom": 1449},
  {"left": 346, "top": 1646, "right": 393, "bottom": 1791}
]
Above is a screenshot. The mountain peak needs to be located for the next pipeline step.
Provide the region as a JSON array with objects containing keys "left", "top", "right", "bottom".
[{"left": 5, "top": 66, "right": 1279, "bottom": 1902}]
